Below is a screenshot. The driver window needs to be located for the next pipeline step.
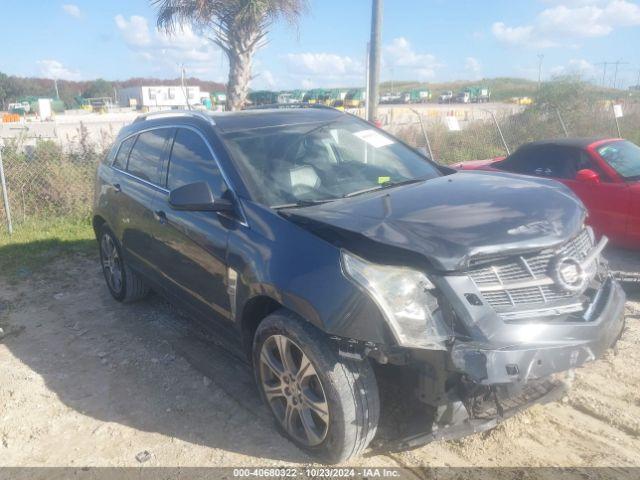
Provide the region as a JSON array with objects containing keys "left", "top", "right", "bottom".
[{"left": 567, "top": 150, "right": 601, "bottom": 179}]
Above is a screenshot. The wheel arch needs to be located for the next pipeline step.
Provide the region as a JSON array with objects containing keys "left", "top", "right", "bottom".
[
  {"left": 240, "top": 295, "right": 284, "bottom": 358},
  {"left": 92, "top": 215, "right": 107, "bottom": 240}
]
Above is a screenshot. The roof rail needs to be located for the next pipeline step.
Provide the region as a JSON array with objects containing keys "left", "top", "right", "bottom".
[
  {"left": 243, "top": 103, "right": 340, "bottom": 111},
  {"left": 133, "top": 109, "right": 216, "bottom": 125}
]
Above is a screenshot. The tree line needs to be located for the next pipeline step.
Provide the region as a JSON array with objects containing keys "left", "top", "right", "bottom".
[{"left": 0, "top": 72, "right": 225, "bottom": 110}]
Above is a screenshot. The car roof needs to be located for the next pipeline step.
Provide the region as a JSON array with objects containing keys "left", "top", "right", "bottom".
[
  {"left": 120, "top": 107, "right": 347, "bottom": 139},
  {"left": 517, "top": 137, "right": 619, "bottom": 151},
  {"left": 210, "top": 107, "right": 345, "bottom": 133}
]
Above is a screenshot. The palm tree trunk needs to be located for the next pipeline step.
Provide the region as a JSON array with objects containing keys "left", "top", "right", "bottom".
[{"left": 227, "top": 48, "right": 253, "bottom": 111}]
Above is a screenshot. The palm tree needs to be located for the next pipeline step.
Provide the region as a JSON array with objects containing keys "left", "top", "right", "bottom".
[{"left": 153, "top": 0, "right": 308, "bottom": 110}]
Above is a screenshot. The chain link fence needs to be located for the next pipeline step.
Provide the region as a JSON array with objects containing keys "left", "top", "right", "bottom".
[
  {"left": 0, "top": 125, "right": 113, "bottom": 233},
  {"left": 0, "top": 100, "right": 639, "bottom": 235},
  {"left": 391, "top": 100, "right": 640, "bottom": 164}
]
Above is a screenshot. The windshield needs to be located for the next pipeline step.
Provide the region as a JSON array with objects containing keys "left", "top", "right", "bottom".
[
  {"left": 220, "top": 116, "right": 442, "bottom": 207},
  {"left": 597, "top": 140, "right": 640, "bottom": 180}
]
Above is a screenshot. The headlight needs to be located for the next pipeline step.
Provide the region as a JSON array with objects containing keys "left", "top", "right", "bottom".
[{"left": 341, "top": 251, "right": 451, "bottom": 350}]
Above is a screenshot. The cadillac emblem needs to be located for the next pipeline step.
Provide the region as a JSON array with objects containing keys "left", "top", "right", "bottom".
[{"left": 552, "top": 257, "right": 586, "bottom": 292}]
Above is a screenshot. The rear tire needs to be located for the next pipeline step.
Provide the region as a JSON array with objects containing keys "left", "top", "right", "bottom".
[
  {"left": 99, "top": 226, "right": 149, "bottom": 303},
  {"left": 253, "top": 310, "right": 379, "bottom": 463}
]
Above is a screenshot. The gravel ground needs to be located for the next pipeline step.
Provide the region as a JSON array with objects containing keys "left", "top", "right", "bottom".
[{"left": 0, "top": 248, "right": 638, "bottom": 471}]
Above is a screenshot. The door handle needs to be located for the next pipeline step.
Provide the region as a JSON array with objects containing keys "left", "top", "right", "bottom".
[
  {"left": 113, "top": 183, "right": 121, "bottom": 192},
  {"left": 154, "top": 210, "right": 167, "bottom": 223}
]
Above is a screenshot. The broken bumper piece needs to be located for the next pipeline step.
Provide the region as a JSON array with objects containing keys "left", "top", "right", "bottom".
[
  {"left": 451, "top": 278, "right": 626, "bottom": 385},
  {"left": 391, "top": 378, "right": 567, "bottom": 451}
]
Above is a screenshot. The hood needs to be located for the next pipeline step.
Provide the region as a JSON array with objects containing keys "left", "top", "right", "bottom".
[{"left": 282, "top": 171, "right": 586, "bottom": 272}]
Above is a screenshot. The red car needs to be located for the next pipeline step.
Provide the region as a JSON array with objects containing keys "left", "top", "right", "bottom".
[{"left": 453, "top": 138, "right": 640, "bottom": 249}]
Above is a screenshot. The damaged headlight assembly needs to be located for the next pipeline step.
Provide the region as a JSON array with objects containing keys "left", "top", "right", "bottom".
[{"left": 341, "top": 251, "right": 451, "bottom": 350}]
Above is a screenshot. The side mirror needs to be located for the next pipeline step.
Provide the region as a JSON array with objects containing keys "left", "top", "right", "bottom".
[
  {"left": 576, "top": 169, "right": 600, "bottom": 184},
  {"left": 169, "top": 181, "right": 234, "bottom": 212}
]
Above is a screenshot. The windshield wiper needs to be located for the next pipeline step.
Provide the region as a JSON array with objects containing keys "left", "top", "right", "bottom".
[
  {"left": 273, "top": 198, "right": 336, "bottom": 210},
  {"left": 343, "top": 178, "right": 424, "bottom": 198}
]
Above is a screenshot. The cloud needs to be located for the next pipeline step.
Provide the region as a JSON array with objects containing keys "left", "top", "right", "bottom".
[
  {"left": 383, "top": 37, "right": 441, "bottom": 80},
  {"left": 253, "top": 69, "right": 277, "bottom": 90},
  {"left": 284, "top": 53, "right": 363, "bottom": 76},
  {"left": 492, "top": 0, "right": 640, "bottom": 48},
  {"left": 37, "top": 60, "right": 81, "bottom": 80},
  {"left": 115, "top": 15, "right": 152, "bottom": 48},
  {"left": 550, "top": 58, "right": 599, "bottom": 78},
  {"left": 465, "top": 57, "right": 482, "bottom": 80},
  {"left": 62, "top": 4, "right": 81, "bottom": 18},
  {"left": 114, "top": 14, "right": 223, "bottom": 77},
  {"left": 276, "top": 38, "right": 440, "bottom": 88},
  {"left": 282, "top": 53, "right": 364, "bottom": 88}
]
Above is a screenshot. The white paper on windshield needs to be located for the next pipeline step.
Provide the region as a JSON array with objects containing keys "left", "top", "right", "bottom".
[{"left": 354, "top": 129, "right": 395, "bottom": 148}]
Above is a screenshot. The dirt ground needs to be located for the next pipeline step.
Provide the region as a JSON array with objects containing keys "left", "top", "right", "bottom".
[{"left": 0, "top": 247, "right": 639, "bottom": 471}]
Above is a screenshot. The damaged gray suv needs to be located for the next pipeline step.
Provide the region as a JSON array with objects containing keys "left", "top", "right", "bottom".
[{"left": 93, "top": 106, "right": 626, "bottom": 463}]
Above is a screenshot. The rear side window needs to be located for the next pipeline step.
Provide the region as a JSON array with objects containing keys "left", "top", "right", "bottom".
[
  {"left": 167, "top": 128, "right": 226, "bottom": 196},
  {"left": 127, "top": 128, "right": 173, "bottom": 184},
  {"left": 500, "top": 146, "right": 577, "bottom": 179},
  {"left": 113, "top": 136, "right": 136, "bottom": 169}
]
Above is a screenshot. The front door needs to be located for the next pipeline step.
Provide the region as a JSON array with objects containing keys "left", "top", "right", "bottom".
[{"left": 152, "top": 127, "right": 233, "bottom": 323}]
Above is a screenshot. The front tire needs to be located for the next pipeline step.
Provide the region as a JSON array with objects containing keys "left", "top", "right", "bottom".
[
  {"left": 99, "top": 226, "right": 149, "bottom": 303},
  {"left": 253, "top": 310, "right": 379, "bottom": 463}
]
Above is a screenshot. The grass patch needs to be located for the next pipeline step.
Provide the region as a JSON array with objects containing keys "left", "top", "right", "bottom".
[{"left": 0, "top": 216, "right": 96, "bottom": 280}]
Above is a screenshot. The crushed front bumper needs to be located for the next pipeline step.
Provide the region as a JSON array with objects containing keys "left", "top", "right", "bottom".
[
  {"left": 383, "top": 279, "right": 626, "bottom": 452},
  {"left": 451, "top": 278, "right": 626, "bottom": 385},
  {"left": 390, "top": 378, "right": 567, "bottom": 451}
]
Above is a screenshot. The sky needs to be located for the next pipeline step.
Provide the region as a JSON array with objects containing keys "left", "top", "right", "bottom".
[{"left": 1, "top": 0, "right": 639, "bottom": 89}]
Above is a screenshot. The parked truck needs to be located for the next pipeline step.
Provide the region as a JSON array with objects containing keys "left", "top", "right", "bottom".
[
  {"left": 277, "top": 90, "right": 306, "bottom": 104},
  {"left": 344, "top": 88, "right": 366, "bottom": 108},
  {"left": 401, "top": 89, "right": 431, "bottom": 104},
  {"left": 248, "top": 90, "right": 279, "bottom": 106},
  {"left": 456, "top": 86, "right": 491, "bottom": 104},
  {"left": 302, "top": 89, "right": 328, "bottom": 105},
  {"left": 211, "top": 91, "right": 227, "bottom": 107},
  {"left": 438, "top": 90, "right": 453, "bottom": 103}
]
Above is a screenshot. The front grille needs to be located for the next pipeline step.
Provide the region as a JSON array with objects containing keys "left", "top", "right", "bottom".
[{"left": 468, "top": 229, "right": 595, "bottom": 312}]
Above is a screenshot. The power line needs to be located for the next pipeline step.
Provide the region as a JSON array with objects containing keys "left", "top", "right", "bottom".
[
  {"left": 595, "top": 62, "right": 610, "bottom": 87},
  {"left": 612, "top": 60, "right": 629, "bottom": 89},
  {"left": 596, "top": 60, "right": 629, "bottom": 88}
]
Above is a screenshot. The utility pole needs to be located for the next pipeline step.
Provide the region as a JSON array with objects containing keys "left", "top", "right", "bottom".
[
  {"left": 180, "top": 64, "right": 191, "bottom": 110},
  {"left": 596, "top": 62, "right": 609, "bottom": 87},
  {"left": 612, "top": 60, "right": 629, "bottom": 89},
  {"left": 367, "top": 0, "right": 382, "bottom": 123},
  {"left": 53, "top": 78, "right": 60, "bottom": 100},
  {"left": 390, "top": 67, "right": 395, "bottom": 95},
  {"left": 364, "top": 42, "right": 370, "bottom": 114},
  {"left": 537, "top": 54, "right": 544, "bottom": 90}
]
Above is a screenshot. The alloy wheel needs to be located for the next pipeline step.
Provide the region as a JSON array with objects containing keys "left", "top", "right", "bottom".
[
  {"left": 259, "top": 334, "right": 330, "bottom": 447},
  {"left": 100, "top": 234, "right": 123, "bottom": 295}
]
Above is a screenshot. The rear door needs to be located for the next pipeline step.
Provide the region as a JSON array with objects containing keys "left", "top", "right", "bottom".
[
  {"left": 151, "top": 126, "right": 232, "bottom": 323},
  {"left": 119, "top": 127, "right": 174, "bottom": 277}
]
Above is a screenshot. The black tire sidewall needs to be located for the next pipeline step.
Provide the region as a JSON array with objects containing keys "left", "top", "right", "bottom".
[
  {"left": 99, "top": 226, "right": 127, "bottom": 302},
  {"left": 252, "top": 311, "right": 374, "bottom": 463}
]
